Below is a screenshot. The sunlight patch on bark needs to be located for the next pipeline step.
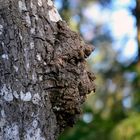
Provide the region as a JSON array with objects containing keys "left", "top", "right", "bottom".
[
  {"left": 32, "top": 69, "right": 37, "bottom": 83},
  {"left": 30, "top": 0, "right": 37, "bottom": 14},
  {"left": 47, "top": 0, "right": 53, "bottom": 6},
  {"left": 25, "top": 13, "right": 31, "bottom": 26},
  {"left": 30, "top": 28, "right": 35, "bottom": 34},
  {"left": 1, "top": 54, "right": 8, "bottom": 60},
  {"left": 24, "top": 48, "right": 30, "bottom": 70},
  {"left": 48, "top": 8, "right": 62, "bottom": 22},
  {"left": 32, "top": 93, "right": 41, "bottom": 105},
  {"left": 38, "top": 0, "right": 42, "bottom": 7},
  {"left": 36, "top": 53, "right": 42, "bottom": 61},
  {"left": 3, "top": 124, "right": 20, "bottom": 140},
  {"left": 39, "top": 75, "right": 43, "bottom": 81},
  {"left": 1, "top": 110, "right": 6, "bottom": 118},
  {"left": 13, "top": 91, "right": 19, "bottom": 99},
  {"left": 20, "top": 91, "right": 32, "bottom": 101},
  {"left": 24, "top": 119, "right": 45, "bottom": 140},
  {"left": 53, "top": 106, "right": 60, "bottom": 111},
  {"left": 30, "top": 41, "right": 35, "bottom": 49},
  {"left": 19, "top": 32, "right": 23, "bottom": 40},
  {"left": 0, "top": 24, "right": 3, "bottom": 35},
  {"left": 18, "top": 0, "right": 27, "bottom": 12},
  {"left": 13, "top": 65, "right": 19, "bottom": 72},
  {"left": 0, "top": 84, "right": 13, "bottom": 102}
]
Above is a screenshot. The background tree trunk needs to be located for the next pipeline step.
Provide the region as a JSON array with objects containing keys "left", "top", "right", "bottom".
[
  {"left": 0, "top": 0, "right": 95, "bottom": 139},
  {"left": 136, "top": 0, "right": 140, "bottom": 62}
]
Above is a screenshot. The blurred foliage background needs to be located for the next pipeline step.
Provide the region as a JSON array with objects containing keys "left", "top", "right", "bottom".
[{"left": 54, "top": 0, "right": 140, "bottom": 139}]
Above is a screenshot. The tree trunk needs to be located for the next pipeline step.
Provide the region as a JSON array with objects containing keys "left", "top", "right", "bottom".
[
  {"left": 0, "top": 0, "right": 95, "bottom": 139},
  {"left": 136, "top": 0, "right": 140, "bottom": 61}
]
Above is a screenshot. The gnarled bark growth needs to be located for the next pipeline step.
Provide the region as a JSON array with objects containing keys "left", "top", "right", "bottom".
[{"left": 0, "top": 0, "right": 95, "bottom": 139}]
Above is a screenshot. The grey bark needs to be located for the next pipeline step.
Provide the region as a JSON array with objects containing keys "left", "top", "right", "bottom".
[{"left": 0, "top": 0, "right": 95, "bottom": 139}]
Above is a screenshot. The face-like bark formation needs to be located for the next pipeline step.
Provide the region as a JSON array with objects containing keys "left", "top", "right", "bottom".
[
  {"left": 0, "top": 0, "right": 95, "bottom": 139},
  {"left": 48, "top": 21, "right": 95, "bottom": 131}
]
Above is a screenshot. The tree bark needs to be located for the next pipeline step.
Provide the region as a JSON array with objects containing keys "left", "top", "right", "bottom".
[
  {"left": 0, "top": 0, "right": 95, "bottom": 139},
  {"left": 136, "top": 0, "right": 140, "bottom": 61}
]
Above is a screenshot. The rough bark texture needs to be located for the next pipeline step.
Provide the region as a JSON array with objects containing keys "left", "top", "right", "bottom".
[{"left": 0, "top": 0, "right": 95, "bottom": 139}]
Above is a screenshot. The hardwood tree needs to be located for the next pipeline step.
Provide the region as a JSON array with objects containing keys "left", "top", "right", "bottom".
[
  {"left": 0, "top": 0, "right": 95, "bottom": 139},
  {"left": 136, "top": 0, "right": 140, "bottom": 62}
]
